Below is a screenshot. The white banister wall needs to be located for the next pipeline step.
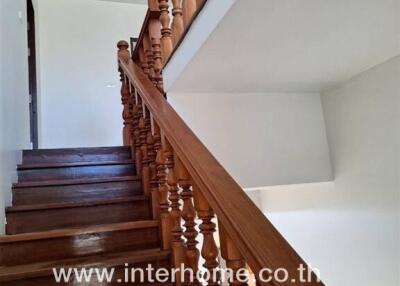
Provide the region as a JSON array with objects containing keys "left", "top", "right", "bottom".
[{"left": 0, "top": 0, "right": 32, "bottom": 234}]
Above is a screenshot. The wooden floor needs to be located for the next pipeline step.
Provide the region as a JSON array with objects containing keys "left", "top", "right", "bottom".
[{"left": 0, "top": 146, "right": 170, "bottom": 285}]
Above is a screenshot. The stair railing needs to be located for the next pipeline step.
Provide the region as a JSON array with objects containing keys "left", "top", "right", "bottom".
[{"left": 116, "top": 1, "right": 325, "bottom": 285}]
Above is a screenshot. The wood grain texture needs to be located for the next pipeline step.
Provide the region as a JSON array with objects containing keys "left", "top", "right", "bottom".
[
  {"left": 22, "top": 146, "right": 132, "bottom": 164},
  {"left": 118, "top": 59, "right": 325, "bottom": 285},
  {"left": 6, "top": 196, "right": 151, "bottom": 234},
  {"left": 0, "top": 249, "right": 170, "bottom": 284},
  {"left": 17, "top": 162, "right": 136, "bottom": 182},
  {"left": 12, "top": 180, "right": 142, "bottom": 205},
  {"left": 13, "top": 175, "right": 140, "bottom": 188},
  {"left": 0, "top": 221, "right": 159, "bottom": 266}
]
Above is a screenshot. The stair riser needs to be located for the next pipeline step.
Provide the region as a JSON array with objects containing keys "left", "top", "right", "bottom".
[
  {"left": 18, "top": 164, "right": 136, "bottom": 182},
  {"left": 6, "top": 201, "right": 151, "bottom": 234},
  {"left": 1, "top": 260, "right": 171, "bottom": 285},
  {"left": 0, "top": 228, "right": 159, "bottom": 266},
  {"left": 12, "top": 181, "right": 142, "bottom": 205},
  {"left": 23, "top": 147, "right": 132, "bottom": 164}
]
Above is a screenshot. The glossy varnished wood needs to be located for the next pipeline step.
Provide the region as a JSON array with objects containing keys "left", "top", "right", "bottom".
[
  {"left": 22, "top": 146, "right": 132, "bottom": 164},
  {"left": 17, "top": 161, "right": 136, "bottom": 182},
  {"left": 6, "top": 196, "right": 151, "bottom": 234},
  {"left": 12, "top": 179, "right": 142, "bottom": 205},
  {"left": 118, "top": 59, "right": 325, "bottom": 285},
  {"left": 13, "top": 175, "right": 140, "bottom": 188},
  {"left": 1, "top": 145, "right": 170, "bottom": 285},
  {"left": 0, "top": 249, "right": 170, "bottom": 284},
  {"left": 0, "top": 221, "right": 159, "bottom": 266}
]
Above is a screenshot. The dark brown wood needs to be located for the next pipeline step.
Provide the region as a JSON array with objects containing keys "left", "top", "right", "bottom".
[
  {"left": 0, "top": 248, "right": 170, "bottom": 284},
  {"left": 13, "top": 175, "right": 140, "bottom": 188},
  {"left": 12, "top": 180, "right": 142, "bottom": 205},
  {"left": 17, "top": 162, "right": 136, "bottom": 182},
  {"left": 22, "top": 146, "right": 132, "bottom": 164},
  {"left": 27, "top": 0, "right": 38, "bottom": 149},
  {"left": 6, "top": 196, "right": 151, "bottom": 234},
  {"left": 0, "top": 221, "right": 159, "bottom": 266},
  {"left": 1, "top": 145, "right": 173, "bottom": 285},
  {"left": 117, "top": 59, "right": 325, "bottom": 286}
]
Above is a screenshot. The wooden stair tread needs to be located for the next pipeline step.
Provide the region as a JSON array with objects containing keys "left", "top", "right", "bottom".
[
  {"left": 0, "top": 220, "right": 158, "bottom": 243},
  {"left": 6, "top": 196, "right": 148, "bottom": 212},
  {"left": 23, "top": 146, "right": 130, "bottom": 153},
  {"left": 17, "top": 160, "right": 135, "bottom": 170},
  {"left": 0, "top": 248, "right": 170, "bottom": 281},
  {"left": 13, "top": 176, "right": 140, "bottom": 188}
]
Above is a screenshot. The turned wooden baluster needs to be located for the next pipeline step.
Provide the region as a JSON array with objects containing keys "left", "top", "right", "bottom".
[
  {"left": 129, "top": 86, "right": 138, "bottom": 157},
  {"left": 132, "top": 92, "right": 143, "bottom": 177},
  {"left": 139, "top": 109, "right": 150, "bottom": 195},
  {"left": 120, "top": 75, "right": 132, "bottom": 146},
  {"left": 193, "top": 183, "right": 220, "bottom": 285},
  {"left": 147, "top": 121, "right": 158, "bottom": 219},
  {"left": 147, "top": 118, "right": 161, "bottom": 219},
  {"left": 176, "top": 158, "right": 200, "bottom": 284},
  {"left": 159, "top": 0, "right": 173, "bottom": 62},
  {"left": 182, "top": 0, "right": 197, "bottom": 28},
  {"left": 128, "top": 84, "right": 137, "bottom": 158},
  {"left": 219, "top": 222, "right": 248, "bottom": 286},
  {"left": 139, "top": 44, "right": 150, "bottom": 76},
  {"left": 149, "top": 19, "right": 163, "bottom": 91},
  {"left": 156, "top": 134, "right": 171, "bottom": 250},
  {"left": 171, "top": 0, "right": 184, "bottom": 45},
  {"left": 164, "top": 138, "right": 186, "bottom": 281},
  {"left": 144, "top": 32, "right": 156, "bottom": 86}
]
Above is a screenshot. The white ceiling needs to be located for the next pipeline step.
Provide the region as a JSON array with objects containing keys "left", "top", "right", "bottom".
[
  {"left": 170, "top": 0, "right": 400, "bottom": 93},
  {"left": 97, "top": 0, "right": 147, "bottom": 5}
]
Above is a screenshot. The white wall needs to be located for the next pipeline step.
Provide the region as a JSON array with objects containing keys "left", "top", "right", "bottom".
[
  {"left": 0, "top": 0, "right": 32, "bottom": 234},
  {"left": 37, "top": 0, "right": 147, "bottom": 148},
  {"left": 163, "top": 0, "right": 236, "bottom": 91},
  {"left": 252, "top": 56, "right": 400, "bottom": 286},
  {"left": 168, "top": 92, "right": 332, "bottom": 188}
]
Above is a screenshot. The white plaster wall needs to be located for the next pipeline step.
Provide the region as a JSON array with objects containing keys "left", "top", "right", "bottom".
[
  {"left": 168, "top": 92, "right": 332, "bottom": 187},
  {"left": 37, "top": 0, "right": 147, "bottom": 148},
  {"left": 252, "top": 56, "right": 400, "bottom": 286},
  {"left": 0, "top": 0, "right": 32, "bottom": 234},
  {"left": 163, "top": 0, "right": 236, "bottom": 91}
]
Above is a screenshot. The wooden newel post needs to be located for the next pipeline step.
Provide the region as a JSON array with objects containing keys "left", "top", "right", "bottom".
[
  {"left": 117, "top": 41, "right": 132, "bottom": 146},
  {"left": 117, "top": 40, "right": 130, "bottom": 63}
]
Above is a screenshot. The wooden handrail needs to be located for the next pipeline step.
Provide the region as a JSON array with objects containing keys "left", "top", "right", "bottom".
[
  {"left": 117, "top": 49, "right": 325, "bottom": 285},
  {"left": 117, "top": 1, "right": 325, "bottom": 284}
]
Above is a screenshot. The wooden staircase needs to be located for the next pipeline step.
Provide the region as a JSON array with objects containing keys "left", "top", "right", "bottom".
[
  {"left": 0, "top": 1, "right": 326, "bottom": 285},
  {"left": 0, "top": 146, "right": 170, "bottom": 285}
]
